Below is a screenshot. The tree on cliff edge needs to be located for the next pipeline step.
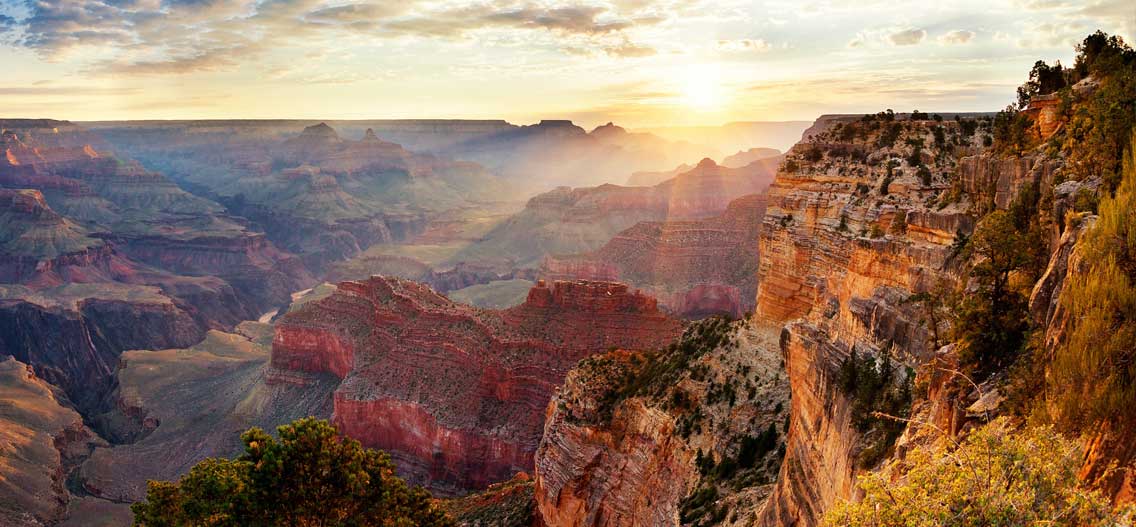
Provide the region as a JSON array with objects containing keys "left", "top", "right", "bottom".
[{"left": 131, "top": 417, "right": 454, "bottom": 527}]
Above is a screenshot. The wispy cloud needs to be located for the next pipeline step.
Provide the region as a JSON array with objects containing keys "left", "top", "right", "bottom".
[
  {"left": 938, "top": 30, "right": 976, "bottom": 45},
  {"left": 888, "top": 28, "right": 926, "bottom": 46},
  {"left": 6, "top": 0, "right": 670, "bottom": 76}
]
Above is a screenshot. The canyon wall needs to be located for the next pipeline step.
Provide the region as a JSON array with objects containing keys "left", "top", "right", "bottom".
[
  {"left": 535, "top": 320, "right": 789, "bottom": 527},
  {"left": 271, "top": 277, "right": 683, "bottom": 494},
  {"left": 1, "top": 120, "right": 311, "bottom": 415},
  {"left": 542, "top": 194, "right": 765, "bottom": 319},
  {"left": 756, "top": 114, "right": 1064, "bottom": 525},
  {"left": 457, "top": 158, "right": 775, "bottom": 269},
  {"left": 0, "top": 357, "right": 107, "bottom": 526}
]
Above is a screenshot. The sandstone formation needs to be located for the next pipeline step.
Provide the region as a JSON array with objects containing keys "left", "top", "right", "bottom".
[
  {"left": 721, "top": 148, "right": 782, "bottom": 169},
  {"left": 626, "top": 163, "right": 692, "bottom": 187},
  {"left": 445, "top": 120, "right": 716, "bottom": 191},
  {"left": 754, "top": 115, "right": 998, "bottom": 526},
  {"left": 531, "top": 110, "right": 1071, "bottom": 527},
  {"left": 0, "top": 357, "right": 105, "bottom": 527},
  {"left": 535, "top": 319, "right": 789, "bottom": 527},
  {"left": 85, "top": 121, "right": 510, "bottom": 271},
  {"left": 271, "top": 277, "right": 684, "bottom": 494},
  {"left": 441, "top": 473, "right": 544, "bottom": 527},
  {"left": 542, "top": 194, "right": 765, "bottom": 319}
]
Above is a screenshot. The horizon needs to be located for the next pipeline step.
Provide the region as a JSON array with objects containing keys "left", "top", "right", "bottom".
[{"left": 2, "top": 1, "right": 1132, "bottom": 128}]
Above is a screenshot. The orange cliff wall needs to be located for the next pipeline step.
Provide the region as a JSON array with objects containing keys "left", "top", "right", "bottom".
[
  {"left": 754, "top": 118, "right": 1061, "bottom": 526},
  {"left": 270, "top": 276, "right": 683, "bottom": 494}
]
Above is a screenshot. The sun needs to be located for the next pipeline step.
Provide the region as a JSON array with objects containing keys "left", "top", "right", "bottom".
[{"left": 680, "top": 64, "right": 727, "bottom": 111}]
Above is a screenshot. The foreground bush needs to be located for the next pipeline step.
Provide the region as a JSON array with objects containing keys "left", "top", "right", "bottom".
[
  {"left": 131, "top": 417, "right": 453, "bottom": 527},
  {"left": 824, "top": 418, "right": 1128, "bottom": 527}
]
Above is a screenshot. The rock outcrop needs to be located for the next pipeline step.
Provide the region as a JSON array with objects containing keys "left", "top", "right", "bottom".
[
  {"left": 542, "top": 194, "right": 765, "bottom": 319},
  {"left": 535, "top": 319, "right": 790, "bottom": 527},
  {"left": 71, "top": 323, "right": 338, "bottom": 509},
  {"left": 271, "top": 277, "right": 684, "bottom": 494},
  {"left": 0, "top": 357, "right": 105, "bottom": 526},
  {"left": 754, "top": 115, "right": 992, "bottom": 526},
  {"left": 722, "top": 148, "right": 782, "bottom": 169},
  {"left": 0, "top": 121, "right": 311, "bottom": 414}
]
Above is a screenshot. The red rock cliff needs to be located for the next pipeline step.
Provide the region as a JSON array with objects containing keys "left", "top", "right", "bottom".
[{"left": 271, "top": 277, "right": 683, "bottom": 493}]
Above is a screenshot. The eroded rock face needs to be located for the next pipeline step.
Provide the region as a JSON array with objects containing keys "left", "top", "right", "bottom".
[
  {"left": 542, "top": 194, "right": 765, "bottom": 319},
  {"left": 272, "top": 277, "right": 684, "bottom": 493},
  {"left": 0, "top": 121, "right": 311, "bottom": 414},
  {"left": 535, "top": 321, "right": 789, "bottom": 527},
  {"left": 753, "top": 116, "right": 998, "bottom": 526},
  {"left": 0, "top": 357, "right": 105, "bottom": 526},
  {"left": 85, "top": 121, "right": 507, "bottom": 271}
]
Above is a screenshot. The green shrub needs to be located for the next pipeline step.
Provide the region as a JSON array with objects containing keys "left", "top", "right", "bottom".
[
  {"left": 131, "top": 418, "right": 452, "bottom": 527},
  {"left": 890, "top": 210, "right": 907, "bottom": 235},
  {"left": 954, "top": 210, "right": 1034, "bottom": 378},
  {"left": 1049, "top": 132, "right": 1136, "bottom": 432},
  {"left": 836, "top": 349, "right": 913, "bottom": 467},
  {"left": 825, "top": 419, "right": 1128, "bottom": 527}
]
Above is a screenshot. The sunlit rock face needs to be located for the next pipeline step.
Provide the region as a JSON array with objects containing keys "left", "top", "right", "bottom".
[
  {"left": 756, "top": 117, "right": 958, "bottom": 526},
  {"left": 750, "top": 112, "right": 1080, "bottom": 526},
  {"left": 534, "top": 322, "right": 789, "bottom": 527},
  {"left": 271, "top": 277, "right": 683, "bottom": 494},
  {"left": 0, "top": 357, "right": 107, "bottom": 527},
  {"left": 542, "top": 194, "right": 766, "bottom": 319}
]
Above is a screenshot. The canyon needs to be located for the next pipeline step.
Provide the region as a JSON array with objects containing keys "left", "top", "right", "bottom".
[
  {"left": 271, "top": 277, "right": 684, "bottom": 494},
  {"left": 455, "top": 157, "right": 777, "bottom": 269},
  {"left": 530, "top": 64, "right": 1136, "bottom": 526},
  {"left": 0, "top": 121, "right": 311, "bottom": 415},
  {"left": 3, "top": 38, "right": 1133, "bottom": 525},
  {"left": 542, "top": 193, "right": 765, "bottom": 319}
]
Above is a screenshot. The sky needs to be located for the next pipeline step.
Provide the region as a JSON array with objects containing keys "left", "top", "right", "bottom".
[{"left": 0, "top": 0, "right": 1132, "bottom": 128}]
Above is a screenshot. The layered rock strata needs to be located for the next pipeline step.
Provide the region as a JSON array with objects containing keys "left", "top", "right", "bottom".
[
  {"left": 457, "top": 158, "right": 776, "bottom": 268},
  {"left": 271, "top": 277, "right": 683, "bottom": 493},
  {"left": 542, "top": 194, "right": 765, "bottom": 319},
  {"left": 535, "top": 320, "right": 789, "bottom": 527}
]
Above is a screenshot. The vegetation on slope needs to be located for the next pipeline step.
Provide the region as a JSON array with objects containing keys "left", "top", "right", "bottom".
[
  {"left": 836, "top": 349, "right": 913, "bottom": 468},
  {"left": 560, "top": 318, "right": 789, "bottom": 526},
  {"left": 131, "top": 418, "right": 453, "bottom": 527},
  {"left": 829, "top": 32, "right": 1136, "bottom": 525},
  {"left": 825, "top": 419, "right": 1130, "bottom": 527},
  {"left": 438, "top": 474, "right": 537, "bottom": 527},
  {"left": 1048, "top": 131, "right": 1136, "bottom": 432}
]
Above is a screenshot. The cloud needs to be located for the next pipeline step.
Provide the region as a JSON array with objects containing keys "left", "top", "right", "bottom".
[
  {"left": 888, "top": 28, "right": 926, "bottom": 46},
  {"left": 1009, "top": 0, "right": 1133, "bottom": 44},
  {"left": 95, "top": 50, "right": 242, "bottom": 75},
  {"left": 717, "top": 38, "right": 772, "bottom": 53},
  {"left": 602, "top": 41, "right": 656, "bottom": 57},
  {"left": 0, "top": 85, "right": 140, "bottom": 96},
  {"left": 483, "top": 6, "right": 631, "bottom": 34},
  {"left": 1015, "top": 21, "right": 1087, "bottom": 48},
  {"left": 5, "top": 0, "right": 669, "bottom": 75},
  {"left": 938, "top": 30, "right": 976, "bottom": 45}
]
